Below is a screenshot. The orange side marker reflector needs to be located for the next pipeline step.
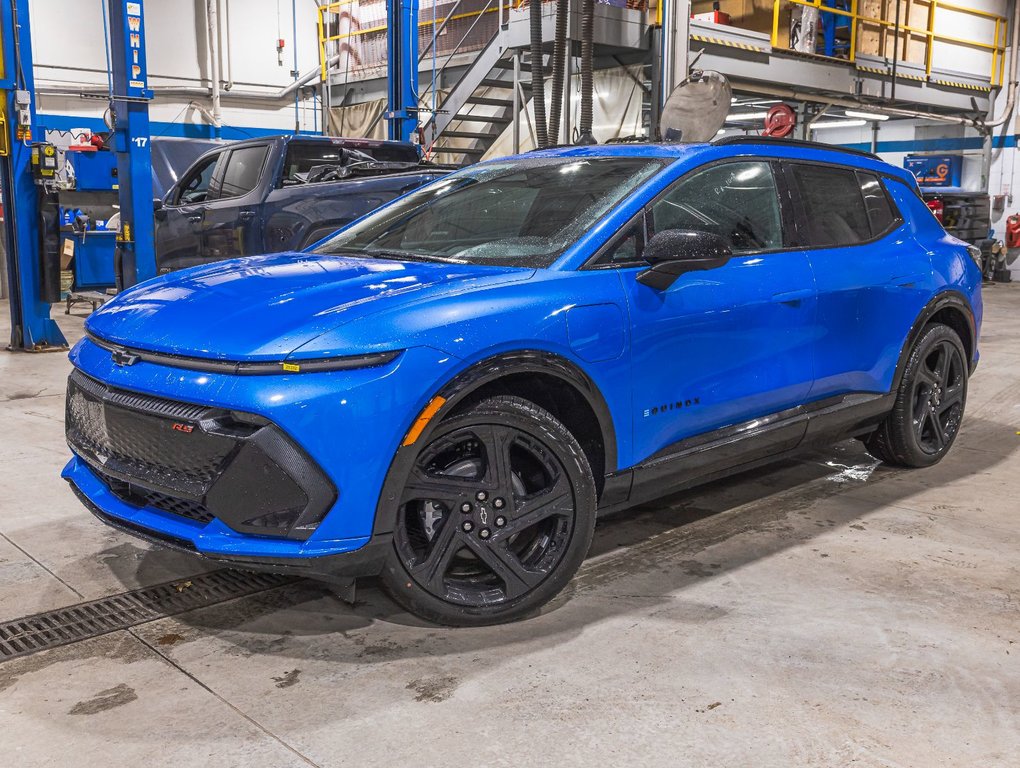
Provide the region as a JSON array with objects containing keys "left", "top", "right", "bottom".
[{"left": 402, "top": 396, "right": 446, "bottom": 446}]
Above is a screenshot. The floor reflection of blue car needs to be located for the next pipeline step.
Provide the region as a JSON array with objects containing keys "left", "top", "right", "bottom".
[{"left": 63, "top": 138, "right": 982, "bottom": 626}]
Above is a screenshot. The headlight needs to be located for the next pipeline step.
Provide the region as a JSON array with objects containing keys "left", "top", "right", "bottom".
[
  {"left": 86, "top": 331, "right": 401, "bottom": 375},
  {"left": 237, "top": 351, "right": 402, "bottom": 374}
]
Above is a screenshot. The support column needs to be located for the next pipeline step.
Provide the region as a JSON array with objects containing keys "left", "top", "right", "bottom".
[
  {"left": 107, "top": 0, "right": 155, "bottom": 287},
  {"left": 0, "top": 0, "right": 66, "bottom": 349},
  {"left": 386, "top": 0, "right": 420, "bottom": 142}
]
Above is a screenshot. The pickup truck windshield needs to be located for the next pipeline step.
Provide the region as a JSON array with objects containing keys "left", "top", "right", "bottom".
[{"left": 313, "top": 157, "right": 663, "bottom": 267}]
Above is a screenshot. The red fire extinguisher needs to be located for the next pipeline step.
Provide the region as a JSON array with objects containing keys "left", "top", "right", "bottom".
[{"left": 1006, "top": 214, "right": 1020, "bottom": 248}]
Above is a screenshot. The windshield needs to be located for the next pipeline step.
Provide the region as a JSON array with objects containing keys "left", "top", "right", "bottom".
[{"left": 313, "top": 157, "right": 664, "bottom": 267}]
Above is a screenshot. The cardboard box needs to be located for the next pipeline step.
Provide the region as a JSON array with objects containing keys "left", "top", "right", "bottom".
[
  {"left": 692, "top": 10, "right": 731, "bottom": 24},
  {"left": 691, "top": 1, "right": 791, "bottom": 45}
]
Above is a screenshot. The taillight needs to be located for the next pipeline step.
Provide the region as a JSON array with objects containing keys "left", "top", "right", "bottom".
[{"left": 927, "top": 199, "right": 944, "bottom": 223}]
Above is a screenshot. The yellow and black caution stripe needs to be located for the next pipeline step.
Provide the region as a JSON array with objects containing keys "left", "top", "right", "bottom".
[{"left": 690, "top": 34, "right": 767, "bottom": 53}]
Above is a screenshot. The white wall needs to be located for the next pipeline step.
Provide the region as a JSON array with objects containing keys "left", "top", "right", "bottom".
[
  {"left": 28, "top": 0, "right": 326, "bottom": 136},
  {"left": 928, "top": 0, "right": 1009, "bottom": 80}
]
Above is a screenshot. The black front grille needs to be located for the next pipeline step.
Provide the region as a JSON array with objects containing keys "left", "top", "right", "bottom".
[
  {"left": 66, "top": 369, "right": 337, "bottom": 539},
  {"left": 66, "top": 372, "right": 236, "bottom": 495}
]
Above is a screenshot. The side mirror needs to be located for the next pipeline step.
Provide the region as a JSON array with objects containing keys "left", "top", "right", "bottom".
[
  {"left": 153, "top": 197, "right": 164, "bottom": 212},
  {"left": 636, "top": 229, "right": 732, "bottom": 290}
]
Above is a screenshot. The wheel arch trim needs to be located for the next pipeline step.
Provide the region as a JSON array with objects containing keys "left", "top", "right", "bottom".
[
  {"left": 893, "top": 290, "right": 976, "bottom": 391},
  {"left": 373, "top": 350, "right": 618, "bottom": 536}
]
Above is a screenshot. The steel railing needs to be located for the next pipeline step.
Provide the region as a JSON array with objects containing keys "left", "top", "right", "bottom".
[
  {"left": 317, "top": 0, "right": 506, "bottom": 83},
  {"left": 768, "top": 0, "right": 1008, "bottom": 86}
]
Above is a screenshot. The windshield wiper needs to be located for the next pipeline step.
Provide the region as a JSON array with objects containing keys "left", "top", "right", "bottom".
[
  {"left": 322, "top": 247, "right": 462, "bottom": 264},
  {"left": 364, "top": 249, "right": 465, "bottom": 264}
]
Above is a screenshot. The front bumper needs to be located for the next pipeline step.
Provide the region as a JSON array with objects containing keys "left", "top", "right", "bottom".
[
  {"left": 63, "top": 336, "right": 460, "bottom": 576},
  {"left": 65, "top": 369, "right": 337, "bottom": 539},
  {"left": 64, "top": 462, "right": 390, "bottom": 581}
]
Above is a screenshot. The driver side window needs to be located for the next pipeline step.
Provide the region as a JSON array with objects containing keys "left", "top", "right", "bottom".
[
  {"left": 174, "top": 154, "right": 220, "bottom": 206},
  {"left": 650, "top": 161, "right": 783, "bottom": 254}
]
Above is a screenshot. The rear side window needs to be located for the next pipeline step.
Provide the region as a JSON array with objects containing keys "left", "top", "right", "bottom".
[
  {"left": 650, "top": 161, "right": 783, "bottom": 254},
  {"left": 788, "top": 163, "right": 871, "bottom": 247},
  {"left": 213, "top": 145, "right": 269, "bottom": 199},
  {"left": 857, "top": 172, "right": 898, "bottom": 236}
]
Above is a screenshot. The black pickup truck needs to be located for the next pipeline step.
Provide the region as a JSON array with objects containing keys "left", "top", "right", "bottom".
[{"left": 154, "top": 135, "right": 451, "bottom": 273}]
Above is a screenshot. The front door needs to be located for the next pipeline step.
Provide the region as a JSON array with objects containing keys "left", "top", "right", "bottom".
[
  {"left": 201, "top": 143, "right": 271, "bottom": 263},
  {"left": 154, "top": 152, "right": 221, "bottom": 273},
  {"left": 615, "top": 160, "right": 818, "bottom": 465}
]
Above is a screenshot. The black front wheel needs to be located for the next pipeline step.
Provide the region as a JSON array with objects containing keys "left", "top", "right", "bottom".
[
  {"left": 867, "top": 323, "right": 968, "bottom": 467},
  {"left": 381, "top": 396, "right": 596, "bottom": 626}
]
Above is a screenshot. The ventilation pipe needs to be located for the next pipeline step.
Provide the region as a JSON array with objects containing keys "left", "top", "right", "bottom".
[
  {"left": 219, "top": 0, "right": 233, "bottom": 92},
  {"left": 576, "top": 0, "right": 595, "bottom": 144},
  {"left": 206, "top": 0, "right": 223, "bottom": 137},
  {"left": 530, "top": 0, "right": 548, "bottom": 148},
  {"left": 547, "top": 0, "right": 568, "bottom": 144}
]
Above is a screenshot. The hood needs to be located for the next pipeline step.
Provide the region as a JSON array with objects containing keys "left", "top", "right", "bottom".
[{"left": 85, "top": 252, "right": 531, "bottom": 360}]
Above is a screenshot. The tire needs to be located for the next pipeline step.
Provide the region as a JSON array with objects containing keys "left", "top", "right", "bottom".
[
  {"left": 867, "top": 323, "right": 968, "bottom": 468},
  {"left": 380, "top": 395, "right": 597, "bottom": 626}
]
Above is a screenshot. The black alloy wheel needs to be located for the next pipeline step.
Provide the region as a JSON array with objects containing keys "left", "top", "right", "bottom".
[
  {"left": 382, "top": 396, "right": 596, "bottom": 626},
  {"left": 910, "top": 338, "right": 966, "bottom": 455},
  {"left": 867, "top": 323, "right": 969, "bottom": 467}
]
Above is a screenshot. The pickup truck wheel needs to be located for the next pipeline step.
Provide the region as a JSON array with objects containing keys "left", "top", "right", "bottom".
[
  {"left": 867, "top": 324, "right": 968, "bottom": 468},
  {"left": 381, "top": 395, "right": 596, "bottom": 626}
]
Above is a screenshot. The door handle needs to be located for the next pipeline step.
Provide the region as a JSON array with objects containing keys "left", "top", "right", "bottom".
[
  {"left": 187, "top": 215, "right": 202, "bottom": 223},
  {"left": 772, "top": 288, "right": 813, "bottom": 305},
  {"left": 239, "top": 211, "right": 257, "bottom": 221}
]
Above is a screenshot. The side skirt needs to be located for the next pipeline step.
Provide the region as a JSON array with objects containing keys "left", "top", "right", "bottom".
[{"left": 597, "top": 392, "right": 894, "bottom": 515}]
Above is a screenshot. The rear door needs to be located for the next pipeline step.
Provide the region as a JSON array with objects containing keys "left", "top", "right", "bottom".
[
  {"left": 783, "top": 162, "right": 933, "bottom": 397},
  {"left": 154, "top": 151, "right": 222, "bottom": 272},
  {"left": 201, "top": 143, "right": 272, "bottom": 262}
]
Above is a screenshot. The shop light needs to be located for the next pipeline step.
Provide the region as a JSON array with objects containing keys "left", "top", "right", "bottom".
[
  {"left": 810, "top": 119, "right": 868, "bottom": 130},
  {"left": 726, "top": 111, "right": 770, "bottom": 121},
  {"left": 844, "top": 110, "right": 890, "bottom": 121}
]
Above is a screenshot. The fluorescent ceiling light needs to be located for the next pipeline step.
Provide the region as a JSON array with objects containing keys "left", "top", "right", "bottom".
[
  {"left": 810, "top": 119, "right": 867, "bottom": 130},
  {"left": 726, "top": 111, "right": 770, "bottom": 121},
  {"left": 844, "top": 110, "right": 889, "bottom": 121}
]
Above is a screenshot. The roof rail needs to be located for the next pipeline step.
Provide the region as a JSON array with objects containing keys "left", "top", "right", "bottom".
[{"left": 711, "top": 135, "right": 881, "bottom": 161}]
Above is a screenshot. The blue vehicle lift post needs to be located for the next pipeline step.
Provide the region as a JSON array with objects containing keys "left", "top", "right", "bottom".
[
  {"left": 385, "top": 0, "right": 420, "bottom": 142},
  {"left": 106, "top": 0, "right": 156, "bottom": 288},
  {"left": 0, "top": 0, "right": 66, "bottom": 350}
]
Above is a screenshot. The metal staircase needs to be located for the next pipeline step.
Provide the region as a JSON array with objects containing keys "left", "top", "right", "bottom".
[
  {"left": 415, "top": 0, "right": 649, "bottom": 164},
  {"left": 419, "top": 7, "right": 541, "bottom": 165}
]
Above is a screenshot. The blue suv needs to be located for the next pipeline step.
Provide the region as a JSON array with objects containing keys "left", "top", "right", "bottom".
[{"left": 63, "top": 138, "right": 982, "bottom": 625}]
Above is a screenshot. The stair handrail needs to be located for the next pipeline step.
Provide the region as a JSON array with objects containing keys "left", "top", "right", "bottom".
[{"left": 419, "top": 0, "right": 503, "bottom": 112}]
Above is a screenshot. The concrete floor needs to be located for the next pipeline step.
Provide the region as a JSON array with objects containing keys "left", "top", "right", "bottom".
[{"left": 1, "top": 287, "right": 1018, "bottom": 767}]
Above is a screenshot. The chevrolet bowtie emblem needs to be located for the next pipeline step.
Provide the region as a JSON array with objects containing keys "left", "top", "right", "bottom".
[{"left": 111, "top": 348, "right": 140, "bottom": 366}]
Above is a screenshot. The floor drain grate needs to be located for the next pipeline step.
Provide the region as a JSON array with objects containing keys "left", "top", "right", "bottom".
[{"left": 0, "top": 569, "right": 296, "bottom": 662}]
